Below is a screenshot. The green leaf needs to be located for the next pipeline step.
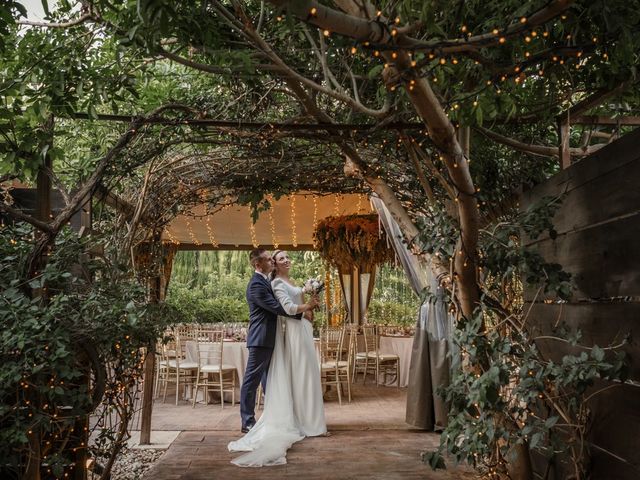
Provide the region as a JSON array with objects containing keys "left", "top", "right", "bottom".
[
  {"left": 544, "top": 416, "right": 559, "bottom": 429},
  {"left": 475, "top": 105, "right": 483, "bottom": 126},
  {"left": 529, "top": 432, "right": 543, "bottom": 449},
  {"left": 591, "top": 345, "right": 605, "bottom": 362},
  {"left": 423, "top": 451, "right": 446, "bottom": 470},
  {"left": 368, "top": 64, "right": 383, "bottom": 79}
]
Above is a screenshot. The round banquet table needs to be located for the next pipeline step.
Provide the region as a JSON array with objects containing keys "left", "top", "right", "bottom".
[
  {"left": 184, "top": 340, "right": 248, "bottom": 403},
  {"left": 185, "top": 340, "right": 249, "bottom": 383},
  {"left": 378, "top": 335, "right": 413, "bottom": 387}
]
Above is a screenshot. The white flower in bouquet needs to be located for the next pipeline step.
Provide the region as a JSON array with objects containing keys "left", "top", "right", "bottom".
[{"left": 302, "top": 277, "right": 324, "bottom": 295}]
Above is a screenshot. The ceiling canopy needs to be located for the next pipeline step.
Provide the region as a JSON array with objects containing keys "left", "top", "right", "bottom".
[{"left": 163, "top": 192, "right": 374, "bottom": 250}]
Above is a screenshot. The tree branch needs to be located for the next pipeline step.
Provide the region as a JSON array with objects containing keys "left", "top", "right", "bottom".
[
  {"left": 0, "top": 202, "right": 54, "bottom": 234},
  {"left": 17, "top": 13, "right": 93, "bottom": 28},
  {"left": 269, "top": 0, "right": 574, "bottom": 55},
  {"left": 228, "top": 2, "right": 391, "bottom": 118},
  {"left": 475, "top": 126, "right": 605, "bottom": 158}
]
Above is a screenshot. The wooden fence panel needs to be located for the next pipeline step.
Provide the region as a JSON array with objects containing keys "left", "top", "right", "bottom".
[{"left": 520, "top": 127, "right": 640, "bottom": 479}]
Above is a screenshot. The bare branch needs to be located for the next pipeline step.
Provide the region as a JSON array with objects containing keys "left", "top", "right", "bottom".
[
  {"left": 0, "top": 202, "right": 54, "bottom": 234},
  {"left": 17, "top": 13, "right": 93, "bottom": 28},
  {"left": 475, "top": 126, "right": 605, "bottom": 158},
  {"left": 400, "top": 136, "right": 435, "bottom": 203},
  {"left": 226, "top": 2, "right": 391, "bottom": 118}
]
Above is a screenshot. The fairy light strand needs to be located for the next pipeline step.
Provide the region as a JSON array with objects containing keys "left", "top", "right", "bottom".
[
  {"left": 184, "top": 218, "right": 201, "bottom": 246},
  {"left": 312, "top": 195, "right": 318, "bottom": 232},
  {"left": 248, "top": 206, "right": 259, "bottom": 248},
  {"left": 290, "top": 195, "right": 298, "bottom": 248},
  {"left": 164, "top": 226, "right": 180, "bottom": 245},
  {"left": 205, "top": 216, "right": 219, "bottom": 248},
  {"left": 267, "top": 195, "right": 279, "bottom": 248}
]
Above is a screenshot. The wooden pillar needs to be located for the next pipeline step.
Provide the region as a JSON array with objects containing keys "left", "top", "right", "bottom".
[
  {"left": 139, "top": 344, "right": 156, "bottom": 445},
  {"left": 139, "top": 235, "right": 161, "bottom": 445},
  {"left": 352, "top": 267, "right": 361, "bottom": 325}
]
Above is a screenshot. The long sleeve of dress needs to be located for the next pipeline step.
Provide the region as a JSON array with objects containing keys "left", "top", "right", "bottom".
[{"left": 272, "top": 279, "right": 300, "bottom": 316}]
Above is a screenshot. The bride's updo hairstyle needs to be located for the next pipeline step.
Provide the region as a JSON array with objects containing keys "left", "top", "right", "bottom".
[{"left": 270, "top": 249, "right": 284, "bottom": 280}]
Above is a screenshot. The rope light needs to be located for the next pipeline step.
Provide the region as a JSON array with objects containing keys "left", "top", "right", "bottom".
[{"left": 290, "top": 195, "right": 298, "bottom": 248}]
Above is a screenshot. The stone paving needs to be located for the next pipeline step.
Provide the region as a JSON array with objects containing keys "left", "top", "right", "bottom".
[{"left": 140, "top": 384, "right": 476, "bottom": 479}]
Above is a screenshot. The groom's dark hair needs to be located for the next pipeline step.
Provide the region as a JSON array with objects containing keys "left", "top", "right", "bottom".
[{"left": 249, "top": 248, "right": 266, "bottom": 268}]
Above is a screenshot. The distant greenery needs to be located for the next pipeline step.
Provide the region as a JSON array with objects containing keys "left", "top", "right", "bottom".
[{"left": 166, "top": 250, "right": 420, "bottom": 325}]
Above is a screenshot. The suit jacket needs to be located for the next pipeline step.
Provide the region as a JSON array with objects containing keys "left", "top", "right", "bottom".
[{"left": 246, "top": 272, "right": 301, "bottom": 348}]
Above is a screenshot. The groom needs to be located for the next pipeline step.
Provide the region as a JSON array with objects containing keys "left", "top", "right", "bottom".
[{"left": 240, "top": 248, "right": 317, "bottom": 433}]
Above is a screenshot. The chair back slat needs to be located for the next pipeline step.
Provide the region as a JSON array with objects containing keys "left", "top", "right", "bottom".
[
  {"left": 194, "top": 328, "right": 224, "bottom": 366},
  {"left": 320, "top": 326, "right": 347, "bottom": 363},
  {"left": 362, "top": 324, "right": 377, "bottom": 353}
]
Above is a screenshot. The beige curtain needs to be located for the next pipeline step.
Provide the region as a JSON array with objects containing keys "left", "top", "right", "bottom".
[{"left": 371, "top": 197, "right": 451, "bottom": 431}]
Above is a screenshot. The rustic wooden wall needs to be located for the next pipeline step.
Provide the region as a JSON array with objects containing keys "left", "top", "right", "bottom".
[
  {"left": 521, "top": 127, "right": 640, "bottom": 479},
  {"left": 4, "top": 188, "right": 87, "bottom": 230}
]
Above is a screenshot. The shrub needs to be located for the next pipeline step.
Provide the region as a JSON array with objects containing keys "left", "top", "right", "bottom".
[{"left": 166, "top": 282, "right": 248, "bottom": 323}]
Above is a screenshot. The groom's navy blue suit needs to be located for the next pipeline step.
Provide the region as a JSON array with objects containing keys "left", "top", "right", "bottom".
[{"left": 240, "top": 272, "right": 301, "bottom": 430}]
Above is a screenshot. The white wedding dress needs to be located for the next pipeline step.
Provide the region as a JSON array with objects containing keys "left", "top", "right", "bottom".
[{"left": 228, "top": 279, "right": 326, "bottom": 466}]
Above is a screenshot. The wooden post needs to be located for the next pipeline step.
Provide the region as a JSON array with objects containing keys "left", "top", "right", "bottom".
[
  {"left": 139, "top": 345, "right": 156, "bottom": 445},
  {"left": 140, "top": 235, "right": 162, "bottom": 445},
  {"left": 352, "top": 267, "right": 361, "bottom": 325}
]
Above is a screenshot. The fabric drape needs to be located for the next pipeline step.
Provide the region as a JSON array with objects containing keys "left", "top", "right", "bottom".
[{"left": 370, "top": 196, "right": 451, "bottom": 430}]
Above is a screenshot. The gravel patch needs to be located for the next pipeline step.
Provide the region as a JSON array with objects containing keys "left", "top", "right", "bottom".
[{"left": 107, "top": 448, "right": 165, "bottom": 480}]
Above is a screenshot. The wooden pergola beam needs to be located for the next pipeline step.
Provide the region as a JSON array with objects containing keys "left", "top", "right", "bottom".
[
  {"left": 94, "top": 184, "right": 136, "bottom": 220},
  {"left": 556, "top": 80, "right": 638, "bottom": 169}
]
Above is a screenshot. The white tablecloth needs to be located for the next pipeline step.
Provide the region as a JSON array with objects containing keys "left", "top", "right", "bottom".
[
  {"left": 185, "top": 340, "right": 249, "bottom": 385},
  {"left": 379, "top": 336, "right": 413, "bottom": 387}
]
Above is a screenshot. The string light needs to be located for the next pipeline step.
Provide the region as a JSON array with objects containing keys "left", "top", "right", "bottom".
[
  {"left": 163, "top": 226, "right": 179, "bottom": 245},
  {"left": 333, "top": 195, "right": 340, "bottom": 216},
  {"left": 268, "top": 195, "right": 279, "bottom": 248},
  {"left": 248, "top": 207, "right": 259, "bottom": 248},
  {"left": 205, "top": 217, "right": 218, "bottom": 248},
  {"left": 312, "top": 195, "right": 318, "bottom": 233},
  {"left": 185, "top": 218, "right": 201, "bottom": 246},
  {"left": 290, "top": 195, "right": 298, "bottom": 248}
]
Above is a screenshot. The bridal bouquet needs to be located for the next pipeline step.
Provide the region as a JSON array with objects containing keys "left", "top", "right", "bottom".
[{"left": 303, "top": 277, "right": 324, "bottom": 295}]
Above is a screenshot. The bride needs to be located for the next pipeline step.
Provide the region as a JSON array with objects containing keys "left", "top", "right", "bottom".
[{"left": 228, "top": 250, "right": 326, "bottom": 466}]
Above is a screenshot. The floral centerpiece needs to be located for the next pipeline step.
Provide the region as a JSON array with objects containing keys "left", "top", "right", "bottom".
[{"left": 313, "top": 214, "right": 394, "bottom": 272}]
